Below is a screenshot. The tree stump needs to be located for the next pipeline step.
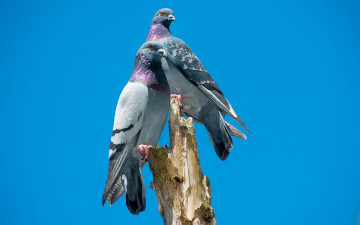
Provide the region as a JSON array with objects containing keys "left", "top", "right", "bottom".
[{"left": 148, "top": 98, "right": 216, "bottom": 225}]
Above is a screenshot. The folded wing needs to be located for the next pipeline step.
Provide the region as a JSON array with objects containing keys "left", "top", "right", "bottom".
[
  {"left": 102, "top": 82, "right": 149, "bottom": 205},
  {"left": 163, "top": 37, "right": 250, "bottom": 132}
]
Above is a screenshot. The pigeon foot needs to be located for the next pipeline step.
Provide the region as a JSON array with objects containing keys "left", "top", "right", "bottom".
[
  {"left": 136, "top": 144, "right": 153, "bottom": 161},
  {"left": 171, "top": 94, "right": 189, "bottom": 107}
]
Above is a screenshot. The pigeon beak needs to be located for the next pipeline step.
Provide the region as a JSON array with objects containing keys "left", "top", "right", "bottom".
[
  {"left": 157, "top": 49, "right": 166, "bottom": 56},
  {"left": 168, "top": 15, "right": 176, "bottom": 21}
]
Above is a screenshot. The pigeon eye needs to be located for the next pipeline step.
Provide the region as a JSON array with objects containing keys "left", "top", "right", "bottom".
[
  {"left": 159, "top": 11, "right": 164, "bottom": 16},
  {"left": 149, "top": 45, "right": 154, "bottom": 50}
]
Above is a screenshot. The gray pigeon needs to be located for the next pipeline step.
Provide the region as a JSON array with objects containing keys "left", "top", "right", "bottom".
[
  {"left": 146, "top": 8, "right": 250, "bottom": 161},
  {"left": 102, "top": 41, "right": 169, "bottom": 214}
]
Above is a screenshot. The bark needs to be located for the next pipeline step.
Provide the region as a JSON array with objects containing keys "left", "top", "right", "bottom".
[{"left": 148, "top": 98, "right": 216, "bottom": 225}]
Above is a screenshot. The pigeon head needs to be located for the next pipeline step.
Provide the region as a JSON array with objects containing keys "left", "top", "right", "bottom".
[
  {"left": 135, "top": 41, "right": 166, "bottom": 71},
  {"left": 151, "top": 8, "right": 175, "bottom": 29},
  {"left": 137, "top": 41, "right": 166, "bottom": 66},
  {"left": 131, "top": 41, "right": 168, "bottom": 90}
]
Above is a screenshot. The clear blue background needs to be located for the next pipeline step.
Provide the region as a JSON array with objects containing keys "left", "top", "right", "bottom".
[{"left": 1, "top": 0, "right": 359, "bottom": 224}]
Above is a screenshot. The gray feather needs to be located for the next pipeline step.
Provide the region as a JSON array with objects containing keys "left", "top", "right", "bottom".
[
  {"left": 103, "top": 129, "right": 141, "bottom": 205},
  {"left": 224, "top": 121, "right": 247, "bottom": 139},
  {"left": 103, "top": 42, "right": 170, "bottom": 214},
  {"left": 162, "top": 37, "right": 250, "bottom": 133}
]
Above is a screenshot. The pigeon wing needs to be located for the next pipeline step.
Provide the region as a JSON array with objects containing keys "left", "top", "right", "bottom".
[
  {"left": 163, "top": 37, "right": 250, "bottom": 132},
  {"left": 102, "top": 82, "right": 149, "bottom": 205}
]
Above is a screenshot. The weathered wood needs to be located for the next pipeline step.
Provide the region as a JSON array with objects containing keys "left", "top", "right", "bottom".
[{"left": 148, "top": 98, "right": 216, "bottom": 225}]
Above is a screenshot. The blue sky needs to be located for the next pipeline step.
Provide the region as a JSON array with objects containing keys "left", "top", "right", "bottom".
[{"left": 1, "top": 0, "right": 360, "bottom": 224}]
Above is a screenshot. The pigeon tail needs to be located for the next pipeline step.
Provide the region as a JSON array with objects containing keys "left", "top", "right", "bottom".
[
  {"left": 205, "top": 111, "right": 233, "bottom": 161},
  {"left": 123, "top": 157, "right": 146, "bottom": 215}
]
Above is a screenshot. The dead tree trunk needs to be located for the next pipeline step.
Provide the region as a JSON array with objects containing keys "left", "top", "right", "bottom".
[{"left": 148, "top": 98, "right": 216, "bottom": 225}]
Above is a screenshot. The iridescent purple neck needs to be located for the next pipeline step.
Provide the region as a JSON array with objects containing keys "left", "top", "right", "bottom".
[
  {"left": 146, "top": 24, "right": 172, "bottom": 42},
  {"left": 130, "top": 55, "right": 168, "bottom": 92}
]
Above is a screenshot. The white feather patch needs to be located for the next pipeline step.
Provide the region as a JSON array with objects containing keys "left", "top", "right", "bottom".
[
  {"left": 109, "top": 82, "right": 149, "bottom": 155},
  {"left": 121, "top": 175, "right": 128, "bottom": 193}
]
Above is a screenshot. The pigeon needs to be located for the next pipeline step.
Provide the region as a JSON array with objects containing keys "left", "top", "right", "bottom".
[
  {"left": 146, "top": 8, "right": 250, "bottom": 161},
  {"left": 102, "top": 41, "right": 169, "bottom": 215}
]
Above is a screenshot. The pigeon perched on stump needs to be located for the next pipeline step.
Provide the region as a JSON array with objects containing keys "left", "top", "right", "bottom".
[
  {"left": 102, "top": 42, "right": 169, "bottom": 214},
  {"left": 147, "top": 8, "right": 250, "bottom": 161}
]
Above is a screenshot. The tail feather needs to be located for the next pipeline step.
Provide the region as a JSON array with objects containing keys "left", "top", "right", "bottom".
[
  {"left": 224, "top": 120, "right": 247, "bottom": 139},
  {"left": 205, "top": 111, "right": 233, "bottom": 161},
  {"left": 123, "top": 157, "right": 146, "bottom": 215}
]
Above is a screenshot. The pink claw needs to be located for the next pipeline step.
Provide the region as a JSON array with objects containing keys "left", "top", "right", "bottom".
[
  {"left": 136, "top": 144, "right": 153, "bottom": 161},
  {"left": 171, "top": 94, "right": 189, "bottom": 107}
]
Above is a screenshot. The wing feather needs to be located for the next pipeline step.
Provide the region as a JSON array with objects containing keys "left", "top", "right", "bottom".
[
  {"left": 102, "top": 82, "right": 149, "bottom": 205},
  {"left": 163, "top": 37, "right": 250, "bottom": 132}
]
